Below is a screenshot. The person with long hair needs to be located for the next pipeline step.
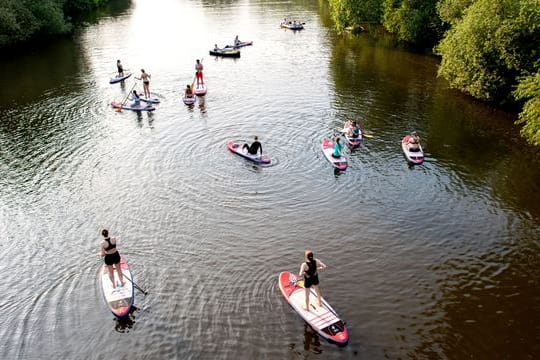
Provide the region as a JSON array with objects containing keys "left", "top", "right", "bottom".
[{"left": 299, "top": 250, "right": 327, "bottom": 311}]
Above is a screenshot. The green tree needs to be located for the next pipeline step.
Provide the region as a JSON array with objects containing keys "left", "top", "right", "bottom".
[
  {"left": 514, "top": 72, "right": 540, "bottom": 145},
  {"left": 436, "top": 0, "right": 540, "bottom": 104},
  {"left": 328, "top": 0, "right": 383, "bottom": 31},
  {"left": 436, "top": 0, "right": 474, "bottom": 25},
  {"left": 382, "top": 0, "right": 444, "bottom": 46}
]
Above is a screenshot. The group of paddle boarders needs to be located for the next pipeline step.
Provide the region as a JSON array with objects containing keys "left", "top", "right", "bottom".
[{"left": 98, "top": 227, "right": 328, "bottom": 313}]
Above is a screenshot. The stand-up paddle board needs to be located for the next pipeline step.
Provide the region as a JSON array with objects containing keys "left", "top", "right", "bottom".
[
  {"left": 139, "top": 95, "right": 160, "bottom": 104},
  {"left": 321, "top": 138, "right": 347, "bottom": 170},
  {"left": 100, "top": 257, "right": 134, "bottom": 317},
  {"left": 194, "top": 84, "right": 207, "bottom": 96},
  {"left": 183, "top": 96, "right": 196, "bottom": 105},
  {"left": 401, "top": 135, "right": 424, "bottom": 164},
  {"left": 111, "top": 101, "right": 156, "bottom": 111},
  {"left": 278, "top": 271, "right": 348, "bottom": 345},
  {"left": 227, "top": 140, "right": 272, "bottom": 164},
  {"left": 109, "top": 73, "right": 132, "bottom": 84}
]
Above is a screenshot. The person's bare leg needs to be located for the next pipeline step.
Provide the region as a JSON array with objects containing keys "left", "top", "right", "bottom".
[
  {"left": 115, "top": 263, "right": 125, "bottom": 286},
  {"left": 314, "top": 285, "right": 322, "bottom": 307},
  {"left": 107, "top": 265, "right": 116, "bottom": 288},
  {"left": 304, "top": 288, "right": 310, "bottom": 311}
]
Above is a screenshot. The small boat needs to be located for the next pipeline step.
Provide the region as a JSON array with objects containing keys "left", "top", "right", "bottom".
[
  {"left": 183, "top": 95, "right": 196, "bottom": 105},
  {"left": 280, "top": 22, "right": 304, "bottom": 30},
  {"left": 227, "top": 140, "right": 271, "bottom": 165},
  {"left": 401, "top": 135, "right": 424, "bottom": 164},
  {"left": 111, "top": 101, "right": 156, "bottom": 112},
  {"left": 109, "top": 72, "right": 132, "bottom": 84},
  {"left": 321, "top": 138, "right": 347, "bottom": 170},
  {"left": 209, "top": 48, "right": 241, "bottom": 58},
  {"left": 224, "top": 40, "right": 253, "bottom": 49},
  {"left": 100, "top": 257, "right": 134, "bottom": 318},
  {"left": 194, "top": 84, "right": 207, "bottom": 96}
]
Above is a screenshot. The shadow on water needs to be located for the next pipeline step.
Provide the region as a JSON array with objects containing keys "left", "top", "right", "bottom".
[{"left": 113, "top": 305, "right": 138, "bottom": 333}]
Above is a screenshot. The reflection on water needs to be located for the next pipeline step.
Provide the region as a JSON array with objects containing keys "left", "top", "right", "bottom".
[{"left": 0, "top": 0, "right": 539, "bottom": 359}]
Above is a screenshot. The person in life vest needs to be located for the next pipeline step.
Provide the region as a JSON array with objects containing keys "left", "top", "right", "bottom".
[
  {"left": 100, "top": 229, "right": 125, "bottom": 288},
  {"left": 299, "top": 250, "right": 327, "bottom": 311}
]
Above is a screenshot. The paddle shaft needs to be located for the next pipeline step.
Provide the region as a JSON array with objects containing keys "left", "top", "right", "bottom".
[
  {"left": 118, "top": 80, "right": 138, "bottom": 110},
  {"left": 123, "top": 274, "right": 148, "bottom": 295}
]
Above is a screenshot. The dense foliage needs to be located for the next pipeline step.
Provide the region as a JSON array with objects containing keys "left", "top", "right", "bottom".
[
  {"left": 0, "top": 0, "right": 108, "bottom": 48},
  {"left": 382, "top": 0, "right": 445, "bottom": 47},
  {"left": 514, "top": 72, "right": 540, "bottom": 145},
  {"left": 327, "top": 0, "right": 540, "bottom": 145}
]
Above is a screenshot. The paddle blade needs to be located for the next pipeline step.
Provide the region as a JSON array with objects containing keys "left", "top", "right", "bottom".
[{"left": 362, "top": 132, "right": 373, "bottom": 138}]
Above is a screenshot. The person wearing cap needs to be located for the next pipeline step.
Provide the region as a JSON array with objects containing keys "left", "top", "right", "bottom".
[
  {"left": 99, "top": 229, "right": 125, "bottom": 289},
  {"left": 242, "top": 136, "right": 262, "bottom": 156},
  {"left": 299, "top": 250, "right": 327, "bottom": 311},
  {"left": 407, "top": 131, "right": 421, "bottom": 151}
]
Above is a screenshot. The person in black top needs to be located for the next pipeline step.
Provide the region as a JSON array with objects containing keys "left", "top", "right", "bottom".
[
  {"left": 299, "top": 250, "right": 327, "bottom": 311},
  {"left": 117, "top": 60, "right": 124, "bottom": 77},
  {"left": 242, "top": 136, "right": 262, "bottom": 156},
  {"left": 100, "top": 229, "right": 125, "bottom": 288}
]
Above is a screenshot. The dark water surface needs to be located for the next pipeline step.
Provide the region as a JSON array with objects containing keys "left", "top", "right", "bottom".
[{"left": 1, "top": 0, "right": 539, "bottom": 359}]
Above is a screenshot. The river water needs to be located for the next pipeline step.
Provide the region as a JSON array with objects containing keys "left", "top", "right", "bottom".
[{"left": 1, "top": 0, "right": 539, "bottom": 359}]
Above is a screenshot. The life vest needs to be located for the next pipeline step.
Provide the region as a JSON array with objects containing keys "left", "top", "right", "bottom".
[{"left": 304, "top": 260, "right": 317, "bottom": 278}]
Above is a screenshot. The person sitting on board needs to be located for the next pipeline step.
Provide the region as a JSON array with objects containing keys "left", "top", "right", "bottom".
[
  {"left": 242, "top": 136, "right": 262, "bottom": 156},
  {"left": 185, "top": 84, "right": 194, "bottom": 98},
  {"left": 351, "top": 121, "right": 361, "bottom": 139},
  {"left": 131, "top": 90, "right": 141, "bottom": 107},
  {"left": 299, "top": 250, "right": 327, "bottom": 310},
  {"left": 117, "top": 59, "right": 124, "bottom": 77},
  {"left": 214, "top": 44, "right": 219, "bottom": 51},
  {"left": 100, "top": 229, "right": 125, "bottom": 289},
  {"left": 195, "top": 60, "right": 204, "bottom": 87},
  {"left": 407, "top": 131, "right": 421, "bottom": 152},
  {"left": 332, "top": 137, "right": 343, "bottom": 158}
]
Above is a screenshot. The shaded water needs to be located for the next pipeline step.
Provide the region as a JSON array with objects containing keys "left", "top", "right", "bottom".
[{"left": 1, "top": 0, "right": 539, "bottom": 358}]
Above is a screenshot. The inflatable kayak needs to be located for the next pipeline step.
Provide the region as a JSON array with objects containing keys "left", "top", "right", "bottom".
[
  {"left": 278, "top": 272, "right": 348, "bottom": 346},
  {"left": 209, "top": 48, "right": 241, "bottom": 58},
  {"left": 321, "top": 138, "right": 347, "bottom": 170},
  {"left": 227, "top": 140, "right": 271, "bottom": 164},
  {"left": 224, "top": 40, "right": 253, "bottom": 49},
  {"left": 100, "top": 257, "right": 134, "bottom": 318},
  {"left": 401, "top": 135, "right": 424, "bottom": 164},
  {"left": 280, "top": 22, "right": 304, "bottom": 30},
  {"left": 183, "top": 95, "right": 196, "bottom": 105},
  {"left": 111, "top": 101, "right": 156, "bottom": 111},
  {"left": 109, "top": 73, "right": 132, "bottom": 84},
  {"left": 194, "top": 84, "right": 207, "bottom": 96}
]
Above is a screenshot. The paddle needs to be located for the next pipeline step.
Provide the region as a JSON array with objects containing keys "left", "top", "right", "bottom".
[
  {"left": 116, "top": 80, "right": 138, "bottom": 112},
  {"left": 123, "top": 274, "right": 148, "bottom": 295}
]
